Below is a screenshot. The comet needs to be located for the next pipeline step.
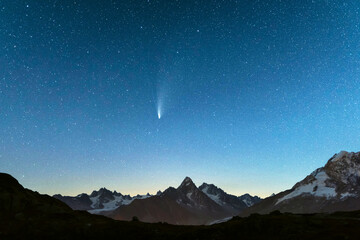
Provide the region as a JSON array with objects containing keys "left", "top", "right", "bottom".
[
  {"left": 157, "top": 108, "right": 161, "bottom": 119},
  {"left": 157, "top": 98, "right": 162, "bottom": 119},
  {"left": 156, "top": 66, "right": 181, "bottom": 120},
  {"left": 156, "top": 78, "right": 165, "bottom": 120}
]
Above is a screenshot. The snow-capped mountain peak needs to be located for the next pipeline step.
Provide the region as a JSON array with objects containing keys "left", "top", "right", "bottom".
[
  {"left": 329, "top": 151, "right": 350, "bottom": 163},
  {"left": 199, "top": 183, "right": 226, "bottom": 206},
  {"left": 179, "top": 177, "right": 195, "bottom": 188},
  {"left": 199, "top": 183, "right": 261, "bottom": 209},
  {"left": 240, "top": 151, "right": 360, "bottom": 216},
  {"left": 238, "top": 193, "right": 262, "bottom": 207},
  {"left": 173, "top": 177, "right": 213, "bottom": 208},
  {"left": 325, "top": 151, "right": 360, "bottom": 184},
  {"left": 275, "top": 151, "right": 360, "bottom": 205}
]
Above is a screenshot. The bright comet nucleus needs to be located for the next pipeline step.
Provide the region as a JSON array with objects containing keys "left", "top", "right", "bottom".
[{"left": 156, "top": 95, "right": 163, "bottom": 119}]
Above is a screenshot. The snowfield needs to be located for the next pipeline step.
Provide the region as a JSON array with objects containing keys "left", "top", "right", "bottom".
[{"left": 276, "top": 171, "right": 336, "bottom": 205}]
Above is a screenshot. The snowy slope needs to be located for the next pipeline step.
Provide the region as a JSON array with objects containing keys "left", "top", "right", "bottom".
[{"left": 240, "top": 151, "right": 360, "bottom": 216}]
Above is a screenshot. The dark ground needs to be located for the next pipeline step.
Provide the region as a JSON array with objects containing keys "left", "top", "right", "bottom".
[{"left": 2, "top": 210, "right": 360, "bottom": 240}]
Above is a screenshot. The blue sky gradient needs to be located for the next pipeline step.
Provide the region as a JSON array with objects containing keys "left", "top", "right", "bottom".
[{"left": 1, "top": 0, "right": 360, "bottom": 197}]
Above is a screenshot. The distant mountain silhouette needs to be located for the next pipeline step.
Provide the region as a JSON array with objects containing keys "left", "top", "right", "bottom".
[{"left": 54, "top": 176, "right": 261, "bottom": 224}]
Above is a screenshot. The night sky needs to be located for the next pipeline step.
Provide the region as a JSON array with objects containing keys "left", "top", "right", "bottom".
[{"left": 1, "top": 0, "right": 360, "bottom": 197}]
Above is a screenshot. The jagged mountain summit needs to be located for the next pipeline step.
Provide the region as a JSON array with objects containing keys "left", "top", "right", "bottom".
[
  {"left": 174, "top": 177, "right": 223, "bottom": 210},
  {"left": 199, "top": 183, "right": 261, "bottom": 213},
  {"left": 241, "top": 151, "right": 360, "bottom": 216},
  {"left": 108, "top": 176, "right": 232, "bottom": 225},
  {"left": 54, "top": 187, "right": 151, "bottom": 213},
  {"left": 238, "top": 193, "right": 262, "bottom": 207}
]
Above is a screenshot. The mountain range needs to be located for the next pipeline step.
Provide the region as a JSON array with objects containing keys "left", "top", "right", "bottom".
[
  {"left": 55, "top": 176, "right": 261, "bottom": 225},
  {"left": 54, "top": 188, "right": 152, "bottom": 213},
  {"left": 3, "top": 171, "right": 360, "bottom": 239},
  {"left": 53, "top": 151, "right": 360, "bottom": 224}
]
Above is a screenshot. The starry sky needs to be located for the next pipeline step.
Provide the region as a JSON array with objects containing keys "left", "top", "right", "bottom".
[{"left": 1, "top": 0, "right": 360, "bottom": 198}]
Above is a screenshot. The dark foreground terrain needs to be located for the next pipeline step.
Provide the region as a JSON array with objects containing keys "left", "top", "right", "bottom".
[{"left": 1, "top": 172, "right": 360, "bottom": 240}]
